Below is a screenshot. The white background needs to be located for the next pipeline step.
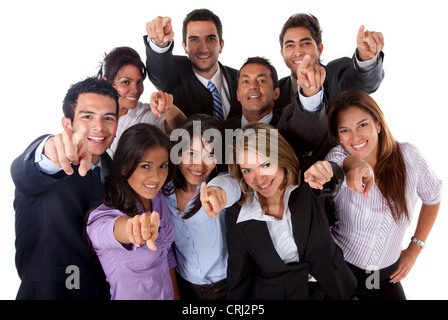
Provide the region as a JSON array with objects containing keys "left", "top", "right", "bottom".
[{"left": 0, "top": 0, "right": 446, "bottom": 300}]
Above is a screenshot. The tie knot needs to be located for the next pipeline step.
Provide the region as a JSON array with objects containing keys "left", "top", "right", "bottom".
[{"left": 207, "top": 81, "right": 217, "bottom": 92}]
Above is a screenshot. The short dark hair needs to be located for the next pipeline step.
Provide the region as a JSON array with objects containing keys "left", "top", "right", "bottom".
[
  {"left": 182, "top": 9, "right": 223, "bottom": 44},
  {"left": 105, "top": 123, "right": 176, "bottom": 216},
  {"left": 62, "top": 77, "right": 120, "bottom": 123},
  {"left": 97, "top": 46, "right": 146, "bottom": 83},
  {"left": 237, "top": 56, "right": 279, "bottom": 89},
  {"left": 279, "top": 13, "right": 322, "bottom": 49}
]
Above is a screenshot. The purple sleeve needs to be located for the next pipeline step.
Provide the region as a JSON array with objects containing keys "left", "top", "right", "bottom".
[{"left": 87, "top": 205, "right": 136, "bottom": 252}]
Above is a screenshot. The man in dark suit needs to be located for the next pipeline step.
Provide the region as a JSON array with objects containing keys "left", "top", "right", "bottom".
[
  {"left": 11, "top": 78, "right": 119, "bottom": 299},
  {"left": 223, "top": 57, "right": 282, "bottom": 130},
  {"left": 222, "top": 56, "right": 329, "bottom": 171},
  {"left": 276, "top": 13, "right": 385, "bottom": 110},
  {"left": 144, "top": 9, "right": 242, "bottom": 120},
  {"left": 275, "top": 14, "right": 385, "bottom": 169}
]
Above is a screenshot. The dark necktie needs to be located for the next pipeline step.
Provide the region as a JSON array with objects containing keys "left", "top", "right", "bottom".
[
  {"left": 92, "top": 166, "right": 101, "bottom": 181},
  {"left": 207, "top": 81, "right": 224, "bottom": 122}
]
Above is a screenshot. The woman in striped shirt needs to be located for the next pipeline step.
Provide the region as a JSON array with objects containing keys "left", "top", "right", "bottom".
[{"left": 324, "top": 90, "right": 442, "bottom": 300}]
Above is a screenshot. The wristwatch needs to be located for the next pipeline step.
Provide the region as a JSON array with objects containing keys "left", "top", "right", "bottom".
[{"left": 411, "top": 236, "right": 426, "bottom": 249}]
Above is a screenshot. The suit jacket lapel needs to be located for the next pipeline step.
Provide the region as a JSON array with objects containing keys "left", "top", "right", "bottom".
[
  {"left": 239, "top": 219, "right": 287, "bottom": 268},
  {"left": 289, "top": 186, "right": 311, "bottom": 260}
]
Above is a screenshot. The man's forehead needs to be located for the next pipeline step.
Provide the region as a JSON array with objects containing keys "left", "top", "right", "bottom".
[
  {"left": 283, "top": 27, "right": 313, "bottom": 41},
  {"left": 75, "top": 93, "right": 117, "bottom": 113},
  {"left": 241, "top": 63, "right": 270, "bottom": 75},
  {"left": 186, "top": 20, "right": 218, "bottom": 36}
]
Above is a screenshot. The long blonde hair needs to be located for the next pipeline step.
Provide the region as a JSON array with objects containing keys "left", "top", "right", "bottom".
[
  {"left": 328, "top": 90, "right": 408, "bottom": 222},
  {"left": 228, "top": 122, "right": 300, "bottom": 207}
]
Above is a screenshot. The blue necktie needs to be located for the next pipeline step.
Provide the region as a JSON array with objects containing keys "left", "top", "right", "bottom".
[
  {"left": 92, "top": 166, "right": 101, "bottom": 181},
  {"left": 207, "top": 81, "right": 224, "bottom": 122}
]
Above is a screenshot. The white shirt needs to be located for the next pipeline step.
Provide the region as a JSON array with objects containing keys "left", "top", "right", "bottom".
[
  {"left": 325, "top": 143, "right": 442, "bottom": 270},
  {"left": 107, "top": 101, "right": 166, "bottom": 158},
  {"left": 190, "top": 65, "right": 231, "bottom": 120},
  {"left": 237, "top": 185, "right": 300, "bottom": 264}
]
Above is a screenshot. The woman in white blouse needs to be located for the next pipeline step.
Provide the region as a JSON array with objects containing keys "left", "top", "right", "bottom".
[
  {"left": 97, "top": 46, "right": 186, "bottom": 157},
  {"left": 325, "top": 90, "right": 442, "bottom": 300}
]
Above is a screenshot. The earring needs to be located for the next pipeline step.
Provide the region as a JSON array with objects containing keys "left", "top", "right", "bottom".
[
  {"left": 378, "top": 130, "right": 381, "bottom": 134},
  {"left": 239, "top": 177, "right": 255, "bottom": 195}
]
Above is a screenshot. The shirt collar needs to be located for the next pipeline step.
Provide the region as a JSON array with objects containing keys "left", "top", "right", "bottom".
[
  {"left": 90, "top": 157, "right": 102, "bottom": 170},
  {"left": 194, "top": 65, "right": 222, "bottom": 92},
  {"left": 237, "top": 185, "right": 299, "bottom": 224},
  {"left": 241, "top": 111, "right": 274, "bottom": 128}
]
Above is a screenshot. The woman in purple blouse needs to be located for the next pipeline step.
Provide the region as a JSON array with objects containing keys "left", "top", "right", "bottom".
[{"left": 87, "top": 123, "right": 179, "bottom": 300}]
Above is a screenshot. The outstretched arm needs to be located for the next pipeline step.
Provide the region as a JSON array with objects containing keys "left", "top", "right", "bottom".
[
  {"left": 150, "top": 91, "right": 186, "bottom": 134},
  {"left": 343, "top": 155, "right": 375, "bottom": 198}
]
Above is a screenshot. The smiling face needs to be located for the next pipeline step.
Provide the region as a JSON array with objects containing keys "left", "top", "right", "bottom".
[
  {"left": 337, "top": 106, "right": 381, "bottom": 167},
  {"left": 238, "top": 149, "right": 285, "bottom": 200},
  {"left": 281, "top": 27, "right": 323, "bottom": 79},
  {"left": 237, "top": 63, "right": 280, "bottom": 122},
  {"left": 63, "top": 93, "right": 118, "bottom": 164},
  {"left": 112, "top": 64, "right": 144, "bottom": 117},
  {"left": 182, "top": 20, "right": 223, "bottom": 79},
  {"left": 127, "top": 146, "right": 169, "bottom": 210},
  {"left": 179, "top": 136, "right": 217, "bottom": 188}
]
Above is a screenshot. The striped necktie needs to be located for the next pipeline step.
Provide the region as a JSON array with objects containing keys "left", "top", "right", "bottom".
[{"left": 207, "top": 81, "right": 224, "bottom": 122}]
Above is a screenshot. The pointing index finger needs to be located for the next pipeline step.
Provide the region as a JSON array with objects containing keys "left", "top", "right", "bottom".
[
  {"left": 72, "top": 126, "right": 91, "bottom": 177},
  {"left": 357, "top": 25, "right": 366, "bottom": 41},
  {"left": 200, "top": 182, "right": 209, "bottom": 202},
  {"left": 72, "top": 126, "right": 89, "bottom": 147},
  {"left": 298, "top": 54, "right": 311, "bottom": 71}
]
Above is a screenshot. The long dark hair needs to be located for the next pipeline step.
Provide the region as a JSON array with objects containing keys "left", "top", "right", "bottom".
[
  {"left": 171, "top": 114, "right": 225, "bottom": 219},
  {"left": 105, "top": 123, "right": 175, "bottom": 217},
  {"left": 328, "top": 90, "right": 408, "bottom": 222}
]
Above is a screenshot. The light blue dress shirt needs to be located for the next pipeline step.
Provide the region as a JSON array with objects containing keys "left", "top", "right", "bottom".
[{"left": 165, "top": 173, "right": 240, "bottom": 285}]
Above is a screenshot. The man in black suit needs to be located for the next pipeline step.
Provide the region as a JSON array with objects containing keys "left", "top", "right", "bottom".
[
  {"left": 276, "top": 13, "right": 385, "bottom": 110},
  {"left": 275, "top": 14, "right": 385, "bottom": 169},
  {"left": 222, "top": 56, "right": 328, "bottom": 171},
  {"left": 144, "top": 9, "right": 242, "bottom": 120},
  {"left": 11, "top": 78, "right": 119, "bottom": 299},
  {"left": 223, "top": 57, "right": 281, "bottom": 130}
]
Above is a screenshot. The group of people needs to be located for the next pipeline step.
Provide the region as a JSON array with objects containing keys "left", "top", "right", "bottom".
[{"left": 11, "top": 8, "right": 441, "bottom": 301}]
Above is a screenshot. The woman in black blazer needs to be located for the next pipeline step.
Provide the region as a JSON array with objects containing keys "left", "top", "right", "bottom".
[{"left": 224, "top": 122, "right": 356, "bottom": 300}]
